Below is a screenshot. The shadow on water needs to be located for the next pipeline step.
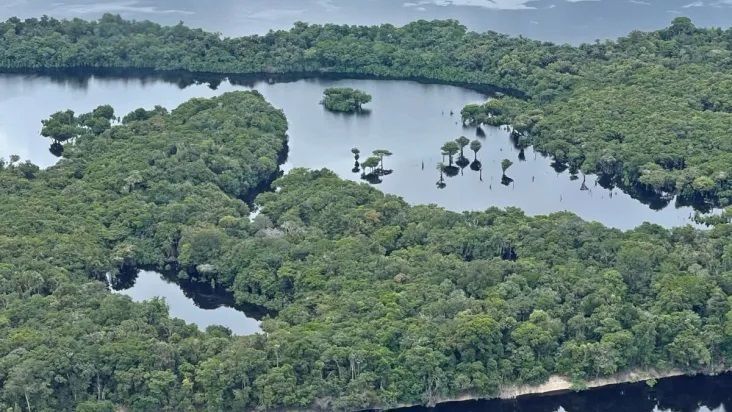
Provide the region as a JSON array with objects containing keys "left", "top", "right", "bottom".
[
  {"left": 111, "top": 266, "right": 272, "bottom": 318},
  {"left": 109, "top": 265, "right": 272, "bottom": 334},
  {"left": 394, "top": 372, "right": 732, "bottom": 412},
  {"left": 10, "top": 67, "right": 523, "bottom": 97}
]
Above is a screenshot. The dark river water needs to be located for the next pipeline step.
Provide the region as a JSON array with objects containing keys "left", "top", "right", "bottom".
[{"left": 397, "top": 372, "right": 732, "bottom": 412}]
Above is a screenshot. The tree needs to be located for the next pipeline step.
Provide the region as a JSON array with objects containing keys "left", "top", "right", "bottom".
[
  {"left": 441, "top": 141, "right": 460, "bottom": 166},
  {"left": 436, "top": 162, "right": 446, "bottom": 189},
  {"left": 372, "top": 149, "right": 393, "bottom": 172},
  {"left": 501, "top": 159, "right": 513, "bottom": 174},
  {"left": 362, "top": 156, "right": 380, "bottom": 175},
  {"left": 5, "top": 358, "right": 53, "bottom": 412},
  {"left": 455, "top": 136, "right": 470, "bottom": 158},
  {"left": 41, "top": 110, "right": 81, "bottom": 143},
  {"left": 470, "top": 140, "right": 482, "bottom": 161},
  {"left": 321, "top": 88, "right": 372, "bottom": 112}
]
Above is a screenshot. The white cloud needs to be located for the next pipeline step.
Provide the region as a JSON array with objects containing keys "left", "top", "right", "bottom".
[
  {"left": 678, "top": 0, "right": 732, "bottom": 7},
  {"left": 58, "top": 0, "right": 194, "bottom": 15},
  {"left": 403, "top": 0, "right": 537, "bottom": 10},
  {"left": 316, "top": 0, "right": 340, "bottom": 12},
  {"left": 247, "top": 8, "right": 306, "bottom": 20},
  {"left": 403, "top": 0, "right": 609, "bottom": 10}
]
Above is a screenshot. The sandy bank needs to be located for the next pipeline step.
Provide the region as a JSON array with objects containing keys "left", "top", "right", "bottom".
[{"left": 387, "top": 368, "right": 731, "bottom": 410}]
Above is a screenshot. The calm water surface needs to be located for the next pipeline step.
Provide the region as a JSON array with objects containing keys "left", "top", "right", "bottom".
[
  {"left": 398, "top": 373, "right": 732, "bottom": 412},
  {"left": 110, "top": 270, "right": 261, "bottom": 335},
  {"left": 0, "top": 72, "right": 705, "bottom": 230}
]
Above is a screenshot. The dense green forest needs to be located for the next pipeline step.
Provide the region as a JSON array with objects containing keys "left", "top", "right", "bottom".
[
  {"left": 321, "top": 87, "right": 372, "bottom": 113},
  {"left": 1, "top": 91, "right": 732, "bottom": 411},
  {"left": 1, "top": 15, "right": 731, "bottom": 207}
]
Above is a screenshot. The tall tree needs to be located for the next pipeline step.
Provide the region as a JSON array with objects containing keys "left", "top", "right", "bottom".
[
  {"left": 441, "top": 141, "right": 460, "bottom": 166},
  {"left": 455, "top": 136, "right": 470, "bottom": 158},
  {"left": 470, "top": 140, "right": 482, "bottom": 161}
]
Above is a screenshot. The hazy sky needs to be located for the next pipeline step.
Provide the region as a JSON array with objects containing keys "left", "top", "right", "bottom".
[{"left": 2, "top": 0, "right": 732, "bottom": 43}]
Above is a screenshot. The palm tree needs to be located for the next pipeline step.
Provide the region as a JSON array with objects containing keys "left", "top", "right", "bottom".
[
  {"left": 455, "top": 136, "right": 470, "bottom": 158},
  {"left": 436, "top": 162, "right": 446, "bottom": 189},
  {"left": 440, "top": 141, "right": 460, "bottom": 166},
  {"left": 470, "top": 140, "right": 482, "bottom": 161},
  {"left": 501, "top": 158, "right": 513, "bottom": 175},
  {"left": 351, "top": 147, "right": 360, "bottom": 160},
  {"left": 372, "top": 149, "right": 393, "bottom": 172},
  {"left": 362, "top": 156, "right": 380, "bottom": 175}
]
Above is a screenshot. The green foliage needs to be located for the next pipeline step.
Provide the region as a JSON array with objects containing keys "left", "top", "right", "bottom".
[
  {"left": 321, "top": 87, "right": 372, "bottom": 112},
  {"left": 40, "top": 109, "right": 83, "bottom": 142},
  {"left": 2, "top": 15, "right": 730, "bottom": 204},
  {"left": 2, "top": 15, "right": 732, "bottom": 411},
  {"left": 0, "top": 91, "right": 289, "bottom": 410},
  {"left": 441, "top": 141, "right": 460, "bottom": 165},
  {"left": 501, "top": 158, "right": 514, "bottom": 174},
  {"left": 3, "top": 87, "right": 732, "bottom": 408},
  {"left": 362, "top": 156, "right": 380, "bottom": 172},
  {"left": 41, "top": 105, "right": 116, "bottom": 146},
  {"left": 470, "top": 140, "right": 482, "bottom": 162},
  {"left": 456, "top": 136, "right": 470, "bottom": 158}
]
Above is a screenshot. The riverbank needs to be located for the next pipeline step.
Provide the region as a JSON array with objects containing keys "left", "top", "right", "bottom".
[{"left": 390, "top": 368, "right": 732, "bottom": 410}]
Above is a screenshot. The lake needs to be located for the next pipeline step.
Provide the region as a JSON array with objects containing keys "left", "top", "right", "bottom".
[{"left": 0, "top": 71, "right": 707, "bottom": 230}]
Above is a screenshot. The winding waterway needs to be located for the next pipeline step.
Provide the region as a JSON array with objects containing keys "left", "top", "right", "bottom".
[{"left": 0, "top": 71, "right": 707, "bottom": 230}]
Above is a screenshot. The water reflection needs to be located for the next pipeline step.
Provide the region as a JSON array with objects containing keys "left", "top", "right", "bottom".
[
  {"left": 397, "top": 373, "right": 732, "bottom": 412},
  {"left": 110, "top": 270, "right": 262, "bottom": 335},
  {"left": 0, "top": 71, "right": 716, "bottom": 229}
]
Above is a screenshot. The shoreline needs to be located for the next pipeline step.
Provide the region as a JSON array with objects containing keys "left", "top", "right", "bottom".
[{"left": 388, "top": 368, "right": 731, "bottom": 410}]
